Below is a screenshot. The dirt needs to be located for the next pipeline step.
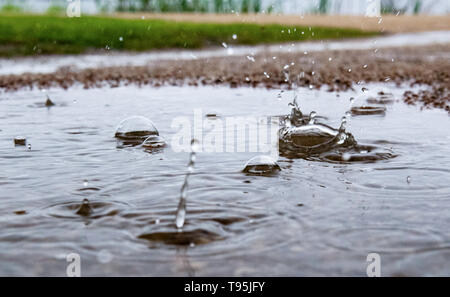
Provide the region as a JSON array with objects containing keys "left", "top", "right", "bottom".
[
  {"left": 114, "top": 13, "right": 450, "bottom": 33},
  {"left": 0, "top": 45, "right": 449, "bottom": 112}
]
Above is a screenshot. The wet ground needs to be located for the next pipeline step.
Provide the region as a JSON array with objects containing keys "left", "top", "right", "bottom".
[{"left": 1, "top": 83, "right": 449, "bottom": 276}]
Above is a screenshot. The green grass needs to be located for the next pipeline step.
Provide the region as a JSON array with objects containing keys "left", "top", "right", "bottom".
[{"left": 0, "top": 14, "right": 378, "bottom": 57}]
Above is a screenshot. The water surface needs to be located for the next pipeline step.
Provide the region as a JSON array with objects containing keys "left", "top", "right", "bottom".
[{"left": 0, "top": 84, "right": 449, "bottom": 276}]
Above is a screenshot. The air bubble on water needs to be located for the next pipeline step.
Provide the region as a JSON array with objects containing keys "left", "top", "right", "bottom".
[
  {"left": 232, "top": 34, "right": 237, "bottom": 40},
  {"left": 407, "top": 176, "right": 411, "bottom": 184},
  {"left": 304, "top": 51, "right": 308, "bottom": 55},
  {"left": 142, "top": 135, "right": 166, "bottom": 149},
  {"left": 245, "top": 77, "right": 250, "bottom": 82},
  {"left": 27, "top": 144, "right": 31, "bottom": 150},
  {"left": 362, "top": 87, "right": 369, "bottom": 93},
  {"left": 309, "top": 84, "right": 313, "bottom": 90},
  {"left": 115, "top": 116, "right": 159, "bottom": 140},
  {"left": 311, "top": 71, "right": 315, "bottom": 76},
  {"left": 348, "top": 68, "right": 352, "bottom": 73},
  {"left": 243, "top": 155, "right": 280, "bottom": 175},
  {"left": 349, "top": 97, "right": 355, "bottom": 106},
  {"left": 391, "top": 58, "right": 395, "bottom": 62},
  {"left": 363, "top": 64, "right": 368, "bottom": 69},
  {"left": 155, "top": 218, "right": 160, "bottom": 225},
  {"left": 83, "top": 180, "right": 88, "bottom": 187},
  {"left": 328, "top": 57, "right": 333, "bottom": 62},
  {"left": 73, "top": 99, "right": 77, "bottom": 104},
  {"left": 175, "top": 139, "right": 199, "bottom": 229},
  {"left": 189, "top": 242, "right": 195, "bottom": 248},
  {"left": 97, "top": 249, "right": 113, "bottom": 264}
]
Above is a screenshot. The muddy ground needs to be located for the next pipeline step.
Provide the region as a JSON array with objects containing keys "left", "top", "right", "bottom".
[
  {"left": 115, "top": 13, "right": 450, "bottom": 33},
  {"left": 1, "top": 44, "right": 449, "bottom": 112}
]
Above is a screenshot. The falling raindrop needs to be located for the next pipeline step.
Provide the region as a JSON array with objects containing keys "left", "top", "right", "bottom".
[
  {"left": 232, "top": 34, "right": 237, "bottom": 40},
  {"left": 119, "top": 36, "right": 123, "bottom": 42},
  {"left": 246, "top": 55, "right": 255, "bottom": 62},
  {"left": 175, "top": 139, "right": 199, "bottom": 229},
  {"left": 263, "top": 72, "right": 270, "bottom": 79}
]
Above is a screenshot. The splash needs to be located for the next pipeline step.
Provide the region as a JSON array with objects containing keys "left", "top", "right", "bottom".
[{"left": 175, "top": 139, "right": 199, "bottom": 229}]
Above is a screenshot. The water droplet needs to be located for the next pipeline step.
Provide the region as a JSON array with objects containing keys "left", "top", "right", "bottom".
[
  {"left": 232, "top": 34, "right": 237, "bottom": 40},
  {"left": 155, "top": 218, "right": 160, "bottom": 225},
  {"left": 119, "top": 36, "right": 123, "bottom": 42},
  {"left": 328, "top": 57, "right": 333, "bottom": 62},
  {"left": 27, "top": 144, "right": 31, "bottom": 150},
  {"left": 348, "top": 68, "right": 352, "bottom": 73},
  {"left": 363, "top": 64, "right": 368, "bottom": 69},
  {"left": 407, "top": 176, "right": 411, "bottom": 184},
  {"left": 309, "top": 111, "right": 317, "bottom": 124},
  {"left": 83, "top": 180, "right": 88, "bottom": 187}
]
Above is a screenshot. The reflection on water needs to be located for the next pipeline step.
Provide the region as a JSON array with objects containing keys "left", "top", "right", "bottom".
[{"left": 0, "top": 84, "right": 449, "bottom": 276}]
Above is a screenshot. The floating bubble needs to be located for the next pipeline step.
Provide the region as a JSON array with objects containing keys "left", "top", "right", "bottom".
[
  {"left": 242, "top": 155, "right": 280, "bottom": 176},
  {"left": 115, "top": 116, "right": 159, "bottom": 142},
  {"left": 142, "top": 135, "right": 166, "bottom": 150}
]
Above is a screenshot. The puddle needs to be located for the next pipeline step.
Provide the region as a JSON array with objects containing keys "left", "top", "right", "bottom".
[{"left": 0, "top": 83, "right": 449, "bottom": 276}]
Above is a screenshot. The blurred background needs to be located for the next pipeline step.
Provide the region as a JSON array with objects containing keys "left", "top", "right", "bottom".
[{"left": 1, "top": 0, "right": 448, "bottom": 15}]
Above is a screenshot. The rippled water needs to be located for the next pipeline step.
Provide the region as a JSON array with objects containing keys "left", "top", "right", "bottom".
[{"left": 0, "top": 83, "right": 449, "bottom": 276}]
